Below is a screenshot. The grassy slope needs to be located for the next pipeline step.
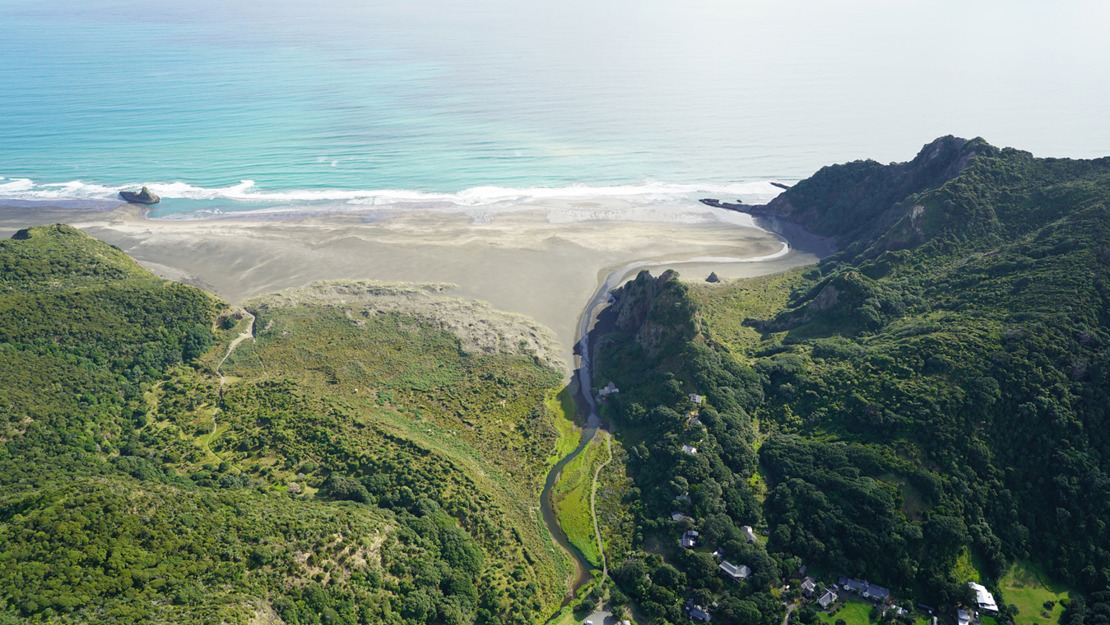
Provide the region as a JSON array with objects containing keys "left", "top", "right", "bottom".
[
  {"left": 0, "top": 226, "right": 572, "bottom": 624},
  {"left": 547, "top": 388, "right": 582, "bottom": 467},
  {"left": 688, "top": 267, "right": 812, "bottom": 356},
  {"left": 999, "top": 563, "right": 1070, "bottom": 625},
  {"left": 215, "top": 297, "right": 569, "bottom": 621}
]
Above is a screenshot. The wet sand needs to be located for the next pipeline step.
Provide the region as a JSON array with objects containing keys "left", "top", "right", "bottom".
[{"left": 0, "top": 199, "right": 827, "bottom": 369}]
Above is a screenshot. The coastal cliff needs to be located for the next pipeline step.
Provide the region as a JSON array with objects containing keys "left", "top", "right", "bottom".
[{"left": 759, "top": 135, "right": 986, "bottom": 245}]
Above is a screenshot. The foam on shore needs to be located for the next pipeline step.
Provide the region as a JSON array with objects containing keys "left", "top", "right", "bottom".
[{"left": 0, "top": 177, "right": 787, "bottom": 219}]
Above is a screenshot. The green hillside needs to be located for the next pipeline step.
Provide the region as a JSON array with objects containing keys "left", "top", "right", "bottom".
[
  {"left": 0, "top": 226, "right": 567, "bottom": 624},
  {"left": 594, "top": 139, "right": 1110, "bottom": 624}
]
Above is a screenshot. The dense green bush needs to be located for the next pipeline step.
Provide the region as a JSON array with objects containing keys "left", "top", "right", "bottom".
[
  {"left": 596, "top": 139, "right": 1110, "bottom": 618},
  {"left": 0, "top": 225, "right": 564, "bottom": 624}
]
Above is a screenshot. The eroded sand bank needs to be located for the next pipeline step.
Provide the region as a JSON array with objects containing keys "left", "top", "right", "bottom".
[{"left": 0, "top": 199, "right": 827, "bottom": 369}]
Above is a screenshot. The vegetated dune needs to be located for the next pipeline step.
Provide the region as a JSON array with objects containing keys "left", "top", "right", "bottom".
[{"left": 244, "top": 279, "right": 564, "bottom": 370}]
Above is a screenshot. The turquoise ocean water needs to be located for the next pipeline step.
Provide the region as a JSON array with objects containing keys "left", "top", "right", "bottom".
[{"left": 1, "top": 0, "right": 1108, "bottom": 218}]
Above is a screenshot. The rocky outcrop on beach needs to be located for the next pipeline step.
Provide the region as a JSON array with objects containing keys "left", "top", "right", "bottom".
[
  {"left": 609, "top": 270, "right": 697, "bottom": 359},
  {"left": 119, "top": 186, "right": 160, "bottom": 205}
]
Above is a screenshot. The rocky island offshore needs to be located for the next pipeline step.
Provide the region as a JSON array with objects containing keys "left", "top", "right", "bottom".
[{"left": 119, "top": 186, "right": 160, "bottom": 204}]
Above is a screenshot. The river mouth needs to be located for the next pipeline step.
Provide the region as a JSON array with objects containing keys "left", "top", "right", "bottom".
[
  {"left": 538, "top": 257, "right": 625, "bottom": 604},
  {"left": 537, "top": 257, "right": 624, "bottom": 606},
  {"left": 536, "top": 223, "right": 828, "bottom": 617}
]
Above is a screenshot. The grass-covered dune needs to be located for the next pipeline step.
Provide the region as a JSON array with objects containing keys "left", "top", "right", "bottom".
[
  {"left": 0, "top": 225, "right": 568, "bottom": 624},
  {"left": 594, "top": 138, "right": 1110, "bottom": 625}
]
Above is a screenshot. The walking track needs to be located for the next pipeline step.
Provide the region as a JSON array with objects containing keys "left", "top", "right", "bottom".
[
  {"left": 206, "top": 310, "right": 255, "bottom": 460},
  {"left": 589, "top": 433, "right": 614, "bottom": 582}
]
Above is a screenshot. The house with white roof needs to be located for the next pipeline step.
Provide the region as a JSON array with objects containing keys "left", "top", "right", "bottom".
[
  {"left": 969, "top": 582, "right": 998, "bottom": 615},
  {"left": 741, "top": 525, "right": 759, "bottom": 543},
  {"left": 719, "top": 561, "right": 751, "bottom": 582}
]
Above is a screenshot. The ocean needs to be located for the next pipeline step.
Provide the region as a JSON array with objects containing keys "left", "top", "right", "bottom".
[{"left": 2, "top": 0, "right": 1108, "bottom": 219}]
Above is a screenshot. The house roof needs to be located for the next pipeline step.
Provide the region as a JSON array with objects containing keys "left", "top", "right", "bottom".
[
  {"left": 687, "top": 601, "right": 713, "bottom": 622},
  {"left": 819, "top": 590, "right": 838, "bottom": 607},
  {"left": 719, "top": 561, "right": 751, "bottom": 580},
  {"left": 741, "top": 525, "right": 759, "bottom": 542},
  {"left": 838, "top": 577, "right": 890, "bottom": 601},
  {"left": 969, "top": 582, "right": 998, "bottom": 612}
]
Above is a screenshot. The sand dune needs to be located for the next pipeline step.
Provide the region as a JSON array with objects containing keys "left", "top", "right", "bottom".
[{"left": 0, "top": 200, "right": 825, "bottom": 369}]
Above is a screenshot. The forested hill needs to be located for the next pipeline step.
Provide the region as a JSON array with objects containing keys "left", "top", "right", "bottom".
[
  {"left": 755, "top": 135, "right": 989, "bottom": 252},
  {"left": 594, "top": 139, "right": 1110, "bottom": 624},
  {"left": 0, "top": 225, "right": 568, "bottom": 624},
  {"left": 759, "top": 135, "right": 1110, "bottom": 266}
]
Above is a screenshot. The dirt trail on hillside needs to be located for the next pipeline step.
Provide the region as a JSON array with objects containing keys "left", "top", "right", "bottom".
[{"left": 209, "top": 309, "right": 255, "bottom": 459}]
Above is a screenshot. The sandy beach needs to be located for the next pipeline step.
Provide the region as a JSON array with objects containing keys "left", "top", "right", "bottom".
[{"left": 0, "top": 199, "right": 828, "bottom": 369}]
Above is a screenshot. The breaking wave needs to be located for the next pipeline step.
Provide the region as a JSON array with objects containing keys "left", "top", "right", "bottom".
[{"left": 0, "top": 177, "right": 783, "bottom": 205}]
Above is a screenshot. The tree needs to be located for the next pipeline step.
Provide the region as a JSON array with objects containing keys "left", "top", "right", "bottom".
[
  {"left": 402, "top": 589, "right": 436, "bottom": 622},
  {"left": 653, "top": 563, "right": 685, "bottom": 591},
  {"left": 438, "top": 525, "right": 483, "bottom": 574},
  {"left": 323, "top": 474, "right": 371, "bottom": 503},
  {"left": 717, "top": 598, "right": 762, "bottom": 625},
  {"left": 182, "top": 325, "right": 214, "bottom": 361}
]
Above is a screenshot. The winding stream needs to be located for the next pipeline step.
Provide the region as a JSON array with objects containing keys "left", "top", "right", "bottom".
[{"left": 538, "top": 240, "right": 794, "bottom": 607}]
